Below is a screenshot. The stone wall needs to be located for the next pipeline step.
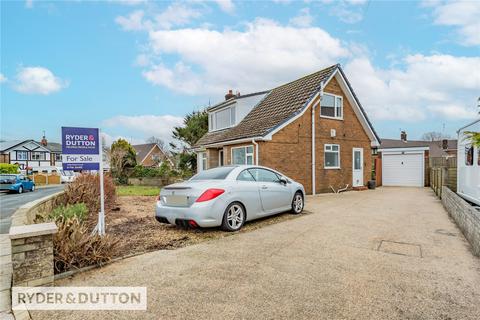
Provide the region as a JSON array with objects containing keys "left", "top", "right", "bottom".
[
  {"left": 10, "top": 223, "right": 57, "bottom": 287},
  {"left": 442, "top": 186, "right": 480, "bottom": 256}
]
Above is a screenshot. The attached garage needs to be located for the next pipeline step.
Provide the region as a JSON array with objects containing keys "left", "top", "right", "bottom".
[{"left": 379, "top": 147, "right": 428, "bottom": 187}]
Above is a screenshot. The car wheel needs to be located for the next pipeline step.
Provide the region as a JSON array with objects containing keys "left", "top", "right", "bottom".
[
  {"left": 291, "top": 191, "right": 304, "bottom": 214},
  {"left": 31, "top": 185, "right": 35, "bottom": 192},
  {"left": 18, "top": 186, "right": 23, "bottom": 194},
  {"left": 221, "top": 202, "right": 245, "bottom": 232}
]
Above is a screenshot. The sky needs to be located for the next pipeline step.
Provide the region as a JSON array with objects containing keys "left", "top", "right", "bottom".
[{"left": 1, "top": 0, "right": 479, "bottom": 146}]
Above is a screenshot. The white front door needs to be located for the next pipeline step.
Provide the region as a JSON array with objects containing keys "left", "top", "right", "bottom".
[{"left": 352, "top": 148, "right": 364, "bottom": 187}]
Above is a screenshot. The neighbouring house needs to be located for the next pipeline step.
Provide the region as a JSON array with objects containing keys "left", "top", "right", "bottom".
[
  {"left": 194, "top": 64, "right": 380, "bottom": 194},
  {"left": 457, "top": 119, "right": 479, "bottom": 205},
  {"left": 377, "top": 131, "right": 458, "bottom": 187},
  {"left": 0, "top": 140, "right": 53, "bottom": 170},
  {"left": 37, "top": 135, "right": 62, "bottom": 167},
  {"left": 132, "top": 143, "right": 172, "bottom": 167}
]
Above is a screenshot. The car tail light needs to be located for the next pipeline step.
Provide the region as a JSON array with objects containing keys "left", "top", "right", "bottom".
[
  {"left": 188, "top": 220, "right": 198, "bottom": 228},
  {"left": 196, "top": 188, "right": 225, "bottom": 202},
  {"left": 156, "top": 194, "right": 161, "bottom": 201}
]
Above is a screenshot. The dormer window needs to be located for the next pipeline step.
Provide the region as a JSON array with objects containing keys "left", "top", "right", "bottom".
[
  {"left": 209, "top": 105, "right": 236, "bottom": 131},
  {"left": 320, "top": 93, "right": 343, "bottom": 120}
]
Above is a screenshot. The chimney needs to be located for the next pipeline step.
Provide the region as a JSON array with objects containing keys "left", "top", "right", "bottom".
[
  {"left": 400, "top": 131, "right": 407, "bottom": 142},
  {"left": 41, "top": 131, "right": 48, "bottom": 146},
  {"left": 442, "top": 139, "right": 448, "bottom": 150},
  {"left": 225, "top": 89, "right": 235, "bottom": 101}
]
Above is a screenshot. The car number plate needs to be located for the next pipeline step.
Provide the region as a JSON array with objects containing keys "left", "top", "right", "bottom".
[{"left": 165, "top": 195, "right": 188, "bottom": 206}]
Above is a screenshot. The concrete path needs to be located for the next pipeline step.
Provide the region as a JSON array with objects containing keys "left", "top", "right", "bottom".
[
  {"left": 0, "top": 185, "right": 64, "bottom": 234},
  {"left": 31, "top": 187, "right": 480, "bottom": 320}
]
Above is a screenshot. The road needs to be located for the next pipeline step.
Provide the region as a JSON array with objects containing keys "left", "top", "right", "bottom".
[
  {"left": 0, "top": 185, "right": 64, "bottom": 234},
  {"left": 32, "top": 188, "right": 480, "bottom": 320}
]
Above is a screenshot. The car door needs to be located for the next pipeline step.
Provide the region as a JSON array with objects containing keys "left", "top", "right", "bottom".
[
  {"left": 235, "top": 169, "right": 263, "bottom": 220},
  {"left": 248, "top": 168, "right": 291, "bottom": 214}
]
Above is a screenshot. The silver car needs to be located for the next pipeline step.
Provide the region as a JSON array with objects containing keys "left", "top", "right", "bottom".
[{"left": 155, "top": 165, "right": 305, "bottom": 231}]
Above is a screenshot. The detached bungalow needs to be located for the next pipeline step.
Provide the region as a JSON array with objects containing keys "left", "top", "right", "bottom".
[
  {"left": 194, "top": 64, "right": 380, "bottom": 194},
  {"left": 132, "top": 143, "right": 172, "bottom": 167}
]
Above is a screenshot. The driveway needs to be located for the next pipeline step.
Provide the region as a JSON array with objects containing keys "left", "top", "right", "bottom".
[
  {"left": 0, "top": 185, "right": 64, "bottom": 234},
  {"left": 31, "top": 187, "right": 480, "bottom": 319}
]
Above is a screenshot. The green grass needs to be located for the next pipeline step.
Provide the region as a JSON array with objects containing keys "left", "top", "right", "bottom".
[{"left": 116, "top": 185, "right": 161, "bottom": 197}]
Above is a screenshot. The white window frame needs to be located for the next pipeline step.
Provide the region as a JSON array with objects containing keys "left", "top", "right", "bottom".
[
  {"left": 320, "top": 93, "right": 343, "bottom": 120},
  {"left": 198, "top": 152, "right": 207, "bottom": 172},
  {"left": 324, "top": 144, "right": 340, "bottom": 169},
  {"left": 31, "top": 151, "right": 45, "bottom": 161},
  {"left": 209, "top": 105, "right": 237, "bottom": 132},
  {"left": 231, "top": 145, "right": 254, "bottom": 165},
  {"left": 17, "top": 151, "right": 28, "bottom": 161}
]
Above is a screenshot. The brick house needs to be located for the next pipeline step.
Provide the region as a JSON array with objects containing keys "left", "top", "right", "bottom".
[
  {"left": 132, "top": 143, "right": 172, "bottom": 167},
  {"left": 194, "top": 64, "right": 380, "bottom": 194}
]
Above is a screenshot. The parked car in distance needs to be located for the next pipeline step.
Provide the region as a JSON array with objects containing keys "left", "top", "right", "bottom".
[
  {"left": 155, "top": 165, "right": 305, "bottom": 231},
  {"left": 0, "top": 174, "right": 35, "bottom": 193},
  {"left": 58, "top": 168, "right": 76, "bottom": 183}
]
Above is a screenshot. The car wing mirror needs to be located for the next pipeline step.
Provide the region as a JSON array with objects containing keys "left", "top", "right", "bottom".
[{"left": 279, "top": 177, "right": 287, "bottom": 185}]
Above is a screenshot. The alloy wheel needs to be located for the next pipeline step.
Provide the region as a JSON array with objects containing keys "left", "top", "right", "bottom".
[
  {"left": 293, "top": 193, "right": 303, "bottom": 213},
  {"left": 226, "top": 204, "right": 244, "bottom": 230}
]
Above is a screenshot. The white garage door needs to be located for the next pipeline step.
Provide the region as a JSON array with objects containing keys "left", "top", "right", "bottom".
[{"left": 382, "top": 152, "right": 424, "bottom": 187}]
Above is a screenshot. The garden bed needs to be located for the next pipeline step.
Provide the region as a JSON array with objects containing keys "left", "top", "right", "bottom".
[{"left": 107, "top": 196, "right": 309, "bottom": 259}]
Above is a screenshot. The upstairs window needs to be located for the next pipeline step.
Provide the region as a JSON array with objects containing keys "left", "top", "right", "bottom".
[
  {"left": 209, "top": 106, "right": 236, "bottom": 131},
  {"left": 320, "top": 93, "right": 343, "bottom": 119}
]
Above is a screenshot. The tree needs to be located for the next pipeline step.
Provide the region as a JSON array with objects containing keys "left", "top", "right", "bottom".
[
  {"left": 109, "top": 139, "right": 137, "bottom": 183},
  {"left": 421, "top": 131, "right": 451, "bottom": 141},
  {"left": 170, "top": 110, "right": 208, "bottom": 172},
  {"left": 464, "top": 131, "right": 480, "bottom": 147},
  {"left": 0, "top": 163, "right": 19, "bottom": 174}
]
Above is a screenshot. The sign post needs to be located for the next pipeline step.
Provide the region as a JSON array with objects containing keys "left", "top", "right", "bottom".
[{"left": 61, "top": 127, "right": 105, "bottom": 236}]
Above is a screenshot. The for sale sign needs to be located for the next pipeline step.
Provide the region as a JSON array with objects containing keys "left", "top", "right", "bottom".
[{"left": 61, "top": 127, "right": 100, "bottom": 170}]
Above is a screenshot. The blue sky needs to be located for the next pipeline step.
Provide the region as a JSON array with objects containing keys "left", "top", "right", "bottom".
[{"left": 1, "top": 0, "right": 479, "bottom": 145}]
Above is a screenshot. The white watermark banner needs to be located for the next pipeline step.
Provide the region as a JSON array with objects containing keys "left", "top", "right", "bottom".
[{"left": 12, "top": 287, "right": 147, "bottom": 310}]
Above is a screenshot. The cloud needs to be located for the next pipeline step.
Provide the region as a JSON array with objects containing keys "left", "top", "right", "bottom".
[
  {"left": 101, "top": 132, "right": 145, "bottom": 148},
  {"left": 115, "top": 10, "right": 145, "bottom": 31},
  {"left": 14, "top": 67, "right": 68, "bottom": 95},
  {"left": 214, "top": 0, "right": 235, "bottom": 13},
  {"left": 115, "top": 3, "right": 202, "bottom": 31},
  {"left": 103, "top": 115, "right": 184, "bottom": 142},
  {"left": 143, "top": 18, "right": 348, "bottom": 95},
  {"left": 289, "top": 8, "right": 313, "bottom": 27},
  {"left": 25, "top": 0, "right": 33, "bottom": 9},
  {"left": 0, "top": 73, "right": 7, "bottom": 83},
  {"left": 428, "top": 0, "right": 480, "bottom": 46},
  {"left": 344, "top": 54, "right": 480, "bottom": 121}
]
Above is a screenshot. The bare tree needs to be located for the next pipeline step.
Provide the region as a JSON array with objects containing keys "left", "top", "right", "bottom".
[
  {"left": 421, "top": 131, "right": 451, "bottom": 141},
  {"left": 146, "top": 136, "right": 169, "bottom": 154}
]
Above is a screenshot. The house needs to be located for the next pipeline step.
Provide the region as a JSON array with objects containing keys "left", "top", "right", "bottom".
[
  {"left": 378, "top": 131, "right": 457, "bottom": 187},
  {"left": 457, "top": 119, "right": 479, "bottom": 205},
  {"left": 132, "top": 143, "right": 171, "bottom": 167},
  {"left": 0, "top": 140, "right": 54, "bottom": 170},
  {"left": 37, "top": 135, "right": 62, "bottom": 167},
  {"left": 194, "top": 64, "right": 380, "bottom": 194}
]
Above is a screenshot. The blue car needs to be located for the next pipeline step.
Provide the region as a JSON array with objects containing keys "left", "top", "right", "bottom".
[{"left": 0, "top": 174, "right": 35, "bottom": 193}]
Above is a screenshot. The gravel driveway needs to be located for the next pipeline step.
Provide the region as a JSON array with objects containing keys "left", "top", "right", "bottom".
[{"left": 31, "top": 187, "right": 480, "bottom": 320}]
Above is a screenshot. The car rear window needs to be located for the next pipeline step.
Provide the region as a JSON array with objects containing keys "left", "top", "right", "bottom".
[
  {"left": 190, "top": 167, "right": 236, "bottom": 180},
  {"left": 0, "top": 175, "right": 16, "bottom": 180}
]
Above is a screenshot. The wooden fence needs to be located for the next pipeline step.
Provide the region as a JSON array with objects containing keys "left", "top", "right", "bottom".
[
  {"left": 430, "top": 157, "right": 457, "bottom": 198},
  {"left": 28, "top": 173, "right": 61, "bottom": 185}
]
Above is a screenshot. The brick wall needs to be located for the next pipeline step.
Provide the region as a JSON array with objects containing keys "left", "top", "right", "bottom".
[
  {"left": 442, "top": 186, "right": 480, "bottom": 256},
  {"left": 260, "top": 77, "right": 372, "bottom": 194}
]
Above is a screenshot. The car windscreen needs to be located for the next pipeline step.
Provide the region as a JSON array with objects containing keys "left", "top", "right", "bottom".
[
  {"left": 190, "top": 166, "right": 236, "bottom": 180},
  {"left": 0, "top": 175, "right": 16, "bottom": 180}
]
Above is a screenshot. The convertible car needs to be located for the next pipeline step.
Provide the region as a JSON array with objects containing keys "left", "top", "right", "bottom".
[{"left": 0, "top": 174, "right": 35, "bottom": 193}]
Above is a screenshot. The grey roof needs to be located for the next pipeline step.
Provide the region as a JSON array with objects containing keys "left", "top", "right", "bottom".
[
  {"left": 196, "top": 64, "right": 380, "bottom": 147},
  {"left": 380, "top": 139, "right": 458, "bottom": 157},
  {"left": 0, "top": 140, "right": 27, "bottom": 152},
  {"left": 35, "top": 141, "right": 62, "bottom": 153},
  {"left": 132, "top": 143, "right": 157, "bottom": 164}
]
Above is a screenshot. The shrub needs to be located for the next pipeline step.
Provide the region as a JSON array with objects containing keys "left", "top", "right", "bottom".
[
  {"left": 53, "top": 216, "right": 118, "bottom": 273},
  {"left": 0, "top": 163, "right": 19, "bottom": 174},
  {"left": 48, "top": 203, "right": 88, "bottom": 222},
  {"left": 63, "top": 173, "right": 116, "bottom": 218}
]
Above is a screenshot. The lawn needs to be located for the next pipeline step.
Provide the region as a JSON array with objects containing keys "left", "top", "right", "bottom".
[{"left": 116, "top": 185, "right": 161, "bottom": 196}]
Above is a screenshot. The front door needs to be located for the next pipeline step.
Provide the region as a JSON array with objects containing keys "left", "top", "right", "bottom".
[{"left": 352, "top": 148, "right": 364, "bottom": 187}]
